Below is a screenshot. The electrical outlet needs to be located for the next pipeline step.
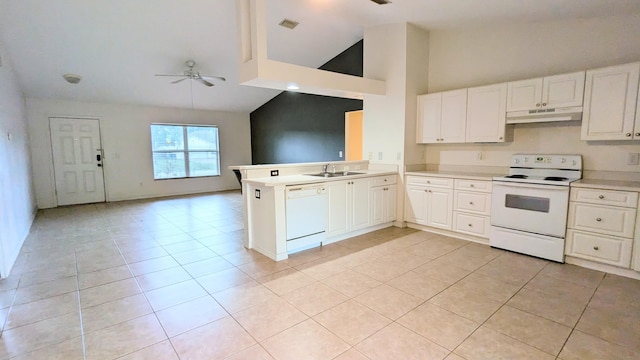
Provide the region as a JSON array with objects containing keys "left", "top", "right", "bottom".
[
  {"left": 627, "top": 153, "right": 639, "bottom": 166},
  {"left": 270, "top": 170, "right": 279, "bottom": 176},
  {"left": 378, "top": 152, "right": 383, "bottom": 160}
]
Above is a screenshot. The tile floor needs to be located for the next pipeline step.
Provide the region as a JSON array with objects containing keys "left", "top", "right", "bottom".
[{"left": 0, "top": 191, "right": 639, "bottom": 359}]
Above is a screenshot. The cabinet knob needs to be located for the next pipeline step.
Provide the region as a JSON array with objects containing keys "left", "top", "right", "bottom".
[
  {"left": 626, "top": 133, "right": 632, "bottom": 137},
  {"left": 469, "top": 202, "right": 474, "bottom": 205},
  {"left": 427, "top": 181, "right": 431, "bottom": 184},
  {"left": 536, "top": 103, "right": 541, "bottom": 107},
  {"left": 424, "top": 190, "right": 429, "bottom": 193},
  {"left": 596, "top": 217, "right": 602, "bottom": 222},
  {"left": 499, "top": 137, "right": 503, "bottom": 140},
  {"left": 593, "top": 246, "right": 599, "bottom": 251},
  {"left": 598, "top": 195, "right": 604, "bottom": 199},
  {"left": 636, "top": 133, "right": 640, "bottom": 136},
  {"left": 470, "top": 184, "right": 475, "bottom": 187},
  {"left": 468, "top": 223, "right": 473, "bottom": 227},
  {"left": 542, "top": 102, "right": 547, "bottom": 107},
  {"left": 384, "top": 179, "right": 387, "bottom": 182}
]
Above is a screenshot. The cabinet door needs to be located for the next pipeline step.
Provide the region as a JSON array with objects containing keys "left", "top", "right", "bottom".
[
  {"left": 385, "top": 185, "right": 397, "bottom": 223},
  {"left": 350, "top": 178, "right": 371, "bottom": 230},
  {"left": 405, "top": 185, "right": 427, "bottom": 224},
  {"left": 440, "top": 89, "right": 467, "bottom": 143},
  {"left": 466, "top": 83, "right": 507, "bottom": 142},
  {"left": 543, "top": 71, "right": 585, "bottom": 108},
  {"left": 326, "top": 181, "right": 349, "bottom": 236},
  {"left": 507, "top": 78, "right": 543, "bottom": 112},
  {"left": 370, "top": 186, "right": 385, "bottom": 225},
  {"left": 417, "top": 93, "right": 442, "bottom": 143},
  {"left": 427, "top": 188, "right": 453, "bottom": 230},
  {"left": 581, "top": 62, "right": 640, "bottom": 141}
]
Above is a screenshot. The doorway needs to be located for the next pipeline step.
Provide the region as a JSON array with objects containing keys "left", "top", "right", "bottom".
[
  {"left": 345, "top": 110, "right": 363, "bottom": 161},
  {"left": 49, "top": 117, "right": 106, "bottom": 206}
]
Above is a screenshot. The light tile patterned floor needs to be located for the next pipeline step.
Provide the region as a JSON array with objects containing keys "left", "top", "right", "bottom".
[{"left": 0, "top": 191, "right": 639, "bottom": 359}]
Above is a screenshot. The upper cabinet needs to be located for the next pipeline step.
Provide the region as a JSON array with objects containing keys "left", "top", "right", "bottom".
[
  {"left": 507, "top": 71, "right": 585, "bottom": 112},
  {"left": 581, "top": 62, "right": 640, "bottom": 141},
  {"left": 417, "top": 89, "right": 467, "bottom": 144},
  {"left": 466, "top": 83, "right": 508, "bottom": 143}
]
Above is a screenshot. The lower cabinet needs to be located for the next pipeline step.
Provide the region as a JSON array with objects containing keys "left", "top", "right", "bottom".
[
  {"left": 566, "top": 187, "right": 638, "bottom": 268},
  {"left": 371, "top": 175, "right": 397, "bottom": 225},
  {"left": 452, "top": 179, "right": 492, "bottom": 238},
  {"left": 327, "top": 178, "right": 371, "bottom": 237},
  {"left": 404, "top": 176, "right": 453, "bottom": 230}
]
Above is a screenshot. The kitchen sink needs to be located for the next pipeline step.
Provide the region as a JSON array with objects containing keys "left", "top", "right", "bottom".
[{"left": 307, "top": 171, "right": 364, "bottom": 177}]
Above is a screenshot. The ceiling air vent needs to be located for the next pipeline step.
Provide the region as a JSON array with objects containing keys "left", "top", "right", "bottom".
[
  {"left": 278, "top": 19, "right": 299, "bottom": 30},
  {"left": 370, "top": 0, "right": 392, "bottom": 4}
]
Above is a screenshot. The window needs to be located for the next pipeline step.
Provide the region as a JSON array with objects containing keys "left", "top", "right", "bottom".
[{"left": 150, "top": 124, "right": 220, "bottom": 179}]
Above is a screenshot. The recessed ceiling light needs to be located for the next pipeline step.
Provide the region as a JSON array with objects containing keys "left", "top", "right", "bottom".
[
  {"left": 63, "top": 73, "right": 82, "bottom": 84},
  {"left": 279, "top": 19, "right": 299, "bottom": 29},
  {"left": 286, "top": 83, "right": 300, "bottom": 90}
]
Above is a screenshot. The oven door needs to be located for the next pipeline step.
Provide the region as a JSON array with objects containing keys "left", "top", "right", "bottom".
[{"left": 491, "top": 181, "right": 569, "bottom": 237}]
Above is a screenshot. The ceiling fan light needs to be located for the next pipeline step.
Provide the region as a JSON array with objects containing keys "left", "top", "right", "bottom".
[{"left": 63, "top": 73, "right": 82, "bottom": 84}]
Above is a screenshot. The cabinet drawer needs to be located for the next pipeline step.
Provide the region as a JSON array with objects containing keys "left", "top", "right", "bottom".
[
  {"left": 570, "top": 188, "right": 638, "bottom": 208},
  {"left": 454, "top": 191, "right": 491, "bottom": 215},
  {"left": 370, "top": 175, "right": 397, "bottom": 187},
  {"left": 566, "top": 229, "right": 632, "bottom": 267},
  {"left": 406, "top": 176, "right": 453, "bottom": 188},
  {"left": 453, "top": 211, "right": 490, "bottom": 238},
  {"left": 568, "top": 202, "right": 636, "bottom": 238},
  {"left": 454, "top": 179, "right": 492, "bottom": 193}
]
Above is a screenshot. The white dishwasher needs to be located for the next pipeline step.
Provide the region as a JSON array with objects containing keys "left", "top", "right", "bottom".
[{"left": 285, "top": 184, "right": 327, "bottom": 254}]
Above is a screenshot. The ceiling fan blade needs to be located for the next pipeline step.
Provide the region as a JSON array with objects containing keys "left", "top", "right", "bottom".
[
  {"left": 154, "top": 74, "right": 186, "bottom": 77},
  {"left": 201, "top": 75, "right": 226, "bottom": 82},
  {"left": 170, "top": 77, "right": 189, "bottom": 84},
  {"left": 197, "top": 78, "right": 215, "bottom": 87}
]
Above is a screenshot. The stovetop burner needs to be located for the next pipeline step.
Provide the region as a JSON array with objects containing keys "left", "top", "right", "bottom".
[
  {"left": 544, "top": 176, "right": 568, "bottom": 181},
  {"left": 505, "top": 175, "right": 528, "bottom": 179}
]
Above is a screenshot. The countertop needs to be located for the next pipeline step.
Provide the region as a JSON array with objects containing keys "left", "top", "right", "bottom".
[
  {"left": 571, "top": 179, "right": 640, "bottom": 192},
  {"left": 243, "top": 169, "right": 398, "bottom": 187},
  {"left": 405, "top": 170, "right": 505, "bottom": 181}
]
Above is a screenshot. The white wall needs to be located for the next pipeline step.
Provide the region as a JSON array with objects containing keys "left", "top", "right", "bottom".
[
  {"left": 422, "top": 14, "right": 640, "bottom": 176},
  {"left": 0, "top": 40, "right": 36, "bottom": 277},
  {"left": 26, "top": 99, "right": 251, "bottom": 209}
]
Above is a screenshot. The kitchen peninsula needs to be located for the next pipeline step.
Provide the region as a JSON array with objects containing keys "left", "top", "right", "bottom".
[{"left": 231, "top": 161, "right": 398, "bottom": 261}]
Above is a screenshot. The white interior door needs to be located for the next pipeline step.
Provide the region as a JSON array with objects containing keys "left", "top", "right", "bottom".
[{"left": 50, "top": 117, "right": 106, "bottom": 206}]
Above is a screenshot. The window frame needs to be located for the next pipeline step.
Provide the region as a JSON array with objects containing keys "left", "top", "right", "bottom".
[{"left": 150, "top": 123, "right": 221, "bottom": 180}]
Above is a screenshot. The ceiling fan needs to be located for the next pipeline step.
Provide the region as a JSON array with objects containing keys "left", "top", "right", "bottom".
[{"left": 155, "top": 60, "right": 226, "bottom": 87}]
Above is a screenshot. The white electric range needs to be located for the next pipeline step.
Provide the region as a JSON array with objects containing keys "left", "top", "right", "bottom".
[{"left": 490, "top": 154, "right": 583, "bottom": 262}]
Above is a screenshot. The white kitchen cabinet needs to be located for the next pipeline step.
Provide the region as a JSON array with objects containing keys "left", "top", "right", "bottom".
[
  {"left": 417, "top": 89, "right": 467, "bottom": 144},
  {"left": 466, "top": 83, "right": 508, "bottom": 143},
  {"left": 506, "top": 71, "right": 585, "bottom": 112},
  {"left": 581, "top": 62, "right": 640, "bottom": 141},
  {"left": 371, "top": 175, "right": 397, "bottom": 225},
  {"left": 404, "top": 176, "right": 453, "bottom": 230},
  {"left": 566, "top": 187, "right": 638, "bottom": 268},
  {"left": 327, "top": 178, "right": 371, "bottom": 237},
  {"left": 452, "top": 179, "right": 492, "bottom": 238}
]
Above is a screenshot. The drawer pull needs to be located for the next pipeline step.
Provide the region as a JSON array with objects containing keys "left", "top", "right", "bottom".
[
  {"left": 596, "top": 217, "right": 602, "bottom": 222},
  {"left": 598, "top": 195, "right": 604, "bottom": 199},
  {"left": 593, "top": 246, "right": 599, "bottom": 251}
]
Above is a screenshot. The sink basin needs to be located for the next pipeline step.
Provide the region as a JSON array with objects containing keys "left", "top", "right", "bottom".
[{"left": 307, "top": 171, "right": 364, "bottom": 178}]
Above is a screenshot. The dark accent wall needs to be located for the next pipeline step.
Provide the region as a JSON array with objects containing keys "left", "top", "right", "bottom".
[{"left": 250, "top": 40, "right": 364, "bottom": 164}]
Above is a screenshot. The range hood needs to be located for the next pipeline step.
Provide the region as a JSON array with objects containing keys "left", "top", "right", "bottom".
[{"left": 506, "top": 106, "right": 582, "bottom": 124}]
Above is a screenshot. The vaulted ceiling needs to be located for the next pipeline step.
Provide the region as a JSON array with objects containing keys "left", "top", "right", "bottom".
[{"left": 1, "top": 0, "right": 639, "bottom": 112}]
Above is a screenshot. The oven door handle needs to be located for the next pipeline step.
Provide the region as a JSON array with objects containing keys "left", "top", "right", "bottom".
[{"left": 492, "top": 182, "right": 568, "bottom": 191}]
